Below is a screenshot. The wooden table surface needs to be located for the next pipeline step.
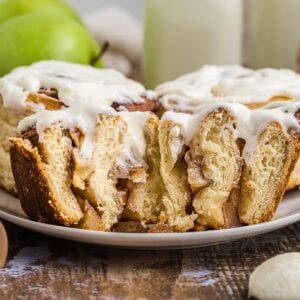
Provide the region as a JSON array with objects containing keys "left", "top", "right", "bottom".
[{"left": 0, "top": 220, "right": 300, "bottom": 300}]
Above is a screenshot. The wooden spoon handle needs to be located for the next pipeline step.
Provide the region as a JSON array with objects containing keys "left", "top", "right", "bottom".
[{"left": 0, "top": 221, "right": 8, "bottom": 268}]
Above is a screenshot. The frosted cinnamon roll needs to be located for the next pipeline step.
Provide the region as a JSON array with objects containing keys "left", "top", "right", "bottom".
[
  {"left": 156, "top": 65, "right": 300, "bottom": 114},
  {"left": 0, "top": 60, "right": 157, "bottom": 193}
]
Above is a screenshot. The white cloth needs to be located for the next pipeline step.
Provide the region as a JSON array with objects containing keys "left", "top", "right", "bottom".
[{"left": 84, "top": 6, "right": 143, "bottom": 76}]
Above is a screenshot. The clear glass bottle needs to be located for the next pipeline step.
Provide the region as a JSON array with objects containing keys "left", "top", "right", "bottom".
[
  {"left": 143, "top": 0, "right": 243, "bottom": 88},
  {"left": 249, "top": 0, "right": 300, "bottom": 70}
]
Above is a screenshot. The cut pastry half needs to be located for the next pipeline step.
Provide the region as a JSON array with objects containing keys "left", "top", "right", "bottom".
[
  {"left": 158, "top": 119, "right": 197, "bottom": 232},
  {"left": 239, "top": 122, "right": 300, "bottom": 224},
  {"left": 10, "top": 127, "right": 83, "bottom": 226},
  {"left": 155, "top": 65, "right": 300, "bottom": 192},
  {"left": 10, "top": 110, "right": 128, "bottom": 230},
  {"left": 0, "top": 60, "right": 157, "bottom": 194},
  {"left": 124, "top": 112, "right": 197, "bottom": 232},
  {"left": 186, "top": 108, "right": 242, "bottom": 229},
  {"left": 123, "top": 113, "right": 165, "bottom": 224},
  {"left": 72, "top": 114, "right": 128, "bottom": 231}
]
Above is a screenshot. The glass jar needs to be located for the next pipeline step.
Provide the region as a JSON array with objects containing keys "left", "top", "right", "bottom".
[
  {"left": 143, "top": 0, "right": 243, "bottom": 88},
  {"left": 249, "top": 0, "right": 300, "bottom": 70}
]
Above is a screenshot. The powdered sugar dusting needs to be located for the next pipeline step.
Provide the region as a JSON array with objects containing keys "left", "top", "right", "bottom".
[
  {"left": 175, "top": 251, "right": 219, "bottom": 288},
  {"left": 0, "top": 245, "right": 51, "bottom": 278}
]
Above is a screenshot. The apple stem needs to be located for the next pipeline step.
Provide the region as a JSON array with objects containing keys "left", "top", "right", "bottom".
[{"left": 92, "top": 41, "right": 110, "bottom": 65}]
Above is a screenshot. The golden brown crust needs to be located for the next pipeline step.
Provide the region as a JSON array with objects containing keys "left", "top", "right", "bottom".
[
  {"left": 10, "top": 137, "right": 83, "bottom": 225},
  {"left": 0, "top": 90, "right": 157, "bottom": 196},
  {"left": 10, "top": 138, "right": 42, "bottom": 221},
  {"left": 26, "top": 93, "right": 64, "bottom": 111},
  {"left": 112, "top": 96, "right": 157, "bottom": 113}
]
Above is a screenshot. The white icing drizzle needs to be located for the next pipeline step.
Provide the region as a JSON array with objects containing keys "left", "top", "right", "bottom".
[
  {"left": 18, "top": 101, "right": 117, "bottom": 158},
  {"left": 169, "top": 125, "right": 184, "bottom": 163},
  {"left": 116, "top": 111, "right": 151, "bottom": 174},
  {"left": 162, "top": 102, "right": 300, "bottom": 163},
  {"left": 156, "top": 65, "right": 300, "bottom": 111},
  {"left": 9, "top": 62, "right": 300, "bottom": 174},
  {"left": 0, "top": 60, "right": 147, "bottom": 111},
  {"left": 18, "top": 103, "right": 152, "bottom": 166}
]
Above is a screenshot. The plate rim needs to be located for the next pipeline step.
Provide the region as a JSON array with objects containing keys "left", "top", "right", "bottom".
[
  {"left": 1, "top": 190, "right": 300, "bottom": 249},
  {"left": 1, "top": 205, "right": 300, "bottom": 240}
]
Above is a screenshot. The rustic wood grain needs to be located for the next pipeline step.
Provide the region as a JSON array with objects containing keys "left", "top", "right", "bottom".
[{"left": 0, "top": 221, "right": 300, "bottom": 300}]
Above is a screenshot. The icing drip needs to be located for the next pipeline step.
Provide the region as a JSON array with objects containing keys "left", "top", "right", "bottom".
[
  {"left": 6, "top": 62, "right": 300, "bottom": 174},
  {"left": 161, "top": 102, "right": 300, "bottom": 163},
  {"left": 0, "top": 60, "right": 147, "bottom": 111},
  {"left": 116, "top": 111, "right": 152, "bottom": 172},
  {"left": 18, "top": 103, "right": 152, "bottom": 166},
  {"left": 156, "top": 65, "right": 300, "bottom": 111},
  {"left": 3, "top": 61, "right": 154, "bottom": 172},
  {"left": 18, "top": 101, "right": 117, "bottom": 158}
]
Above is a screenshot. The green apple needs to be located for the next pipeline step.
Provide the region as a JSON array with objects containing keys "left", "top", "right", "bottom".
[
  {"left": 0, "top": 12, "right": 102, "bottom": 76},
  {"left": 0, "top": 0, "right": 81, "bottom": 24}
]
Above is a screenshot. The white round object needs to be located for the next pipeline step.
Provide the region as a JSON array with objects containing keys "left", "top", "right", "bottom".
[{"left": 249, "top": 253, "right": 300, "bottom": 300}]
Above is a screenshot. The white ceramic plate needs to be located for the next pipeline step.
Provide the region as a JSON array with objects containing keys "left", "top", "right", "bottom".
[{"left": 0, "top": 189, "right": 300, "bottom": 249}]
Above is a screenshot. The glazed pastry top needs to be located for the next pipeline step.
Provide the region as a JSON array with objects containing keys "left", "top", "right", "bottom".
[
  {"left": 0, "top": 60, "right": 149, "bottom": 111},
  {"left": 3, "top": 62, "right": 300, "bottom": 167},
  {"left": 156, "top": 65, "right": 300, "bottom": 111}
]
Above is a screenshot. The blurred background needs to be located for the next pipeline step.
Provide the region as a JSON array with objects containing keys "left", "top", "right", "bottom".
[
  {"left": 1, "top": 0, "right": 300, "bottom": 88},
  {"left": 66, "top": 0, "right": 143, "bottom": 19},
  {"left": 68, "top": 0, "right": 145, "bottom": 81},
  {"left": 66, "top": 0, "right": 300, "bottom": 87}
]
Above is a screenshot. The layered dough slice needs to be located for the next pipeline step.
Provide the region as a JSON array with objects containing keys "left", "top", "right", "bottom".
[
  {"left": 160, "top": 103, "right": 300, "bottom": 229},
  {"left": 10, "top": 105, "right": 128, "bottom": 230},
  {"left": 0, "top": 92, "right": 65, "bottom": 194},
  {"left": 186, "top": 108, "right": 242, "bottom": 229},
  {"left": 239, "top": 122, "right": 300, "bottom": 224},
  {"left": 158, "top": 120, "right": 197, "bottom": 232},
  {"left": 71, "top": 114, "right": 128, "bottom": 231},
  {"left": 123, "top": 114, "right": 165, "bottom": 224},
  {"left": 161, "top": 108, "right": 242, "bottom": 230},
  {"left": 123, "top": 113, "right": 197, "bottom": 232},
  {"left": 10, "top": 127, "right": 84, "bottom": 226}
]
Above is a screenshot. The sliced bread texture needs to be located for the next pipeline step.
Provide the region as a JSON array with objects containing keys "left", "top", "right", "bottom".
[{"left": 239, "top": 122, "right": 300, "bottom": 224}]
